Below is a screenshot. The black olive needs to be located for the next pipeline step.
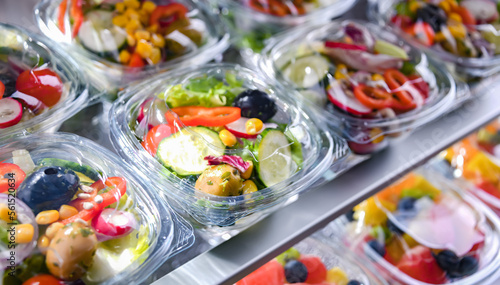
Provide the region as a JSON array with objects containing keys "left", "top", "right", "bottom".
[
  {"left": 0, "top": 72, "right": 18, "bottom": 97},
  {"left": 416, "top": 4, "right": 447, "bottom": 32},
  {"left": 17, "top": 166, "right": 80, "bottom": 214},
  {"left": 232, "top": 89, "right": 277, "bottom": 122}
]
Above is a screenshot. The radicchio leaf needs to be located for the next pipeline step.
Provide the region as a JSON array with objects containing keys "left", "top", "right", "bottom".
[{"left": 204, "top": 155, "right": 251, "bottom": 173}]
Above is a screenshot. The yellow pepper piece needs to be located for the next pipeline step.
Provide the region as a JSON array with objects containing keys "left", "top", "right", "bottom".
[
  {"left": 112, "top": 15, "right": 128, "bottom": 28},
  {"left": 151, "top": 33, "right": 165, "bottom": 48}
]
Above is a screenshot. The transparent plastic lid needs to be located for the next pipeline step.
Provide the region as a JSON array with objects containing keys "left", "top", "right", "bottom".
[
  {"left": 35, "top": 0, "right": 230, "bottom": 94},
  {"left": 235, "top": 237, "right": 388, "bottom": 285},
  {"left": 369, "top": 0, "right": 500, "bottom": 77},
  {"left": 0, "top": 23, "right": 89, "bottom": 142},
  {"left": 333, "top": 170, "right": 500, "bottom": 285},
  {"left": 109, "top": 63, "right": 347, "bottom": 227},
  {"left": 0, "top": 132, "right": 193, "bottom": 285},
  {"left": 261, "top": 20, "right": 460, "bottom": 145}
]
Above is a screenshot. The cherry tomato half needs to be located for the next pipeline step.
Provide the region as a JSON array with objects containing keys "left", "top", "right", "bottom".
[
  {"left": 405, "top": 21, "right": 435, "bottom": 47},
  {"left": 16, "top": 68, "right": 63, "bottom": 107},
  {"left": 22, "top": 274, "right": 62, "bottom": 285},
  {"left": 0, "top": 163, "right": 26, "bottom": 193},
  {"left": 141, "top": 124, "right": 176, "bottom": 156},
  {"left": 0, "top": 80, "right": 5, "bottom": 99}
]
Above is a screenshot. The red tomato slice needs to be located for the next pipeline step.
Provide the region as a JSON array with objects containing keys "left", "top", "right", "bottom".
[
  {"left": 0, "top": 80, "right": 5, "bottom": 99},
  {"left": 128, "top": 52, "right": 145, "bottom": 67},
  {"left": 236, "top": 260, "right": 285, "bottom": 285},
  {"left": 16, "top": 68, "right": 63, "bottom": 107},
  {"left": 141, "top": 124, "right": 175, "bottom": 156},
  {"left": 22, "top": 274, "right": 62, "bottom": 285},
  {"left": 298, "top": 255, "right": 327, "bottom": 284},
  {"left": 0, "top": 163, "right": 26, "bottom": 193}
]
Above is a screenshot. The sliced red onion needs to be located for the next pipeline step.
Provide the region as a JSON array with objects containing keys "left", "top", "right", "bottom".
[
  {"left": 91, "top": 208, "right": 138, "bottom": 242},
  {"left": 324, "top": 48, "right": 404, "bottom": 74},
  {"left": 327, "top": 80, "right": 372, "bottom": 116},
  {"left": 204, "top": 155, "right": 251, "bottom": 173},
  {"left": 9, "top": 91, "right": 48, "bottom": 114},
  {"left": 225, "top": 117, "right": 278, "bottom": 139},
  {"left": 343, "top": 22, "right": 376, "bottom": 50},
  {"left": 0, "top": 193, "right": 38, "bottom": 269}
]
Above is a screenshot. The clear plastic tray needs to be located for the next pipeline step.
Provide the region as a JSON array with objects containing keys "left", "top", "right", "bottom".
[
  {"left": 0, "top": 132, "right": 194, "bottom": 284},
  {"left": 368, "top": 0, "right": 500, "bottom": 80},
  {"left": 260, "top": 20, "right": 465, "bottom": 155},
  {"left": 0, "top": 23, "right": 89, "bottom": 143},
  {"left": 35, "top": 0, "right": 230, "bottom": 97},
  {"left": 326, "top": 169, "right": 500, "bottom": 285},
  {"left": 235, "top": 237, "right": 388, "bottom": 285},
  {"left": 109, "top": 63, "right": 348, "bottom": 230}
]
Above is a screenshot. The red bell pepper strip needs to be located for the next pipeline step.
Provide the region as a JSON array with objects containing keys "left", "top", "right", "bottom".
[
  {"left": 57, "top": 0, "right": 68, "bottom": 34},
  {"left": 149, "top": 3, "right": 188, "bottom": 27},
  {"left": 383, "top": 69, "right": 417, "bottom": 111},
  {"left": 353, "top": 84, "right": 393, "bottom": 110},
  {"left": 62, "top": 177, "right": 127, "bottom": 224},
  {"left": 70, "top": 0, "right": 84, "bottom": 38},
  {"left": 0, "top": 163, "right": 26, "bottom": 193},
  {"left": 0, "top": 80, "right": 5, "bottom": 99},
  {"left": 170, "top": 106, "right": 241, "bottom": 127}
]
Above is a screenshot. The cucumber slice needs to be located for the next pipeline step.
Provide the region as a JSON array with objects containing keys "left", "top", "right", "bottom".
[
  {"left": 78, "top": 10, "right": 127, "bottom": 55},
  {"left": 281, "top": 54, "right": 331, "bottom": 89},
  {"left": 256, "top": 129, "right": 294, "bottom": 187},
  {"left": 156, "top": 127, "right": 225, "bottom": 176}
]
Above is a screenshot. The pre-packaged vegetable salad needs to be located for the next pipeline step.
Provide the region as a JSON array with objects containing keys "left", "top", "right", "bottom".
[
  {"left": 0, "top": 23, "right": 88, "bottom": 142},
  {"left": 110, "top": 63, "right": 347, "bottom": 228},
  {"left": 261, "top": 20, "right": 460, "bottom": 155},
  {"left": 369, "top": 0, "right": 500, "bottom": 78},
  {"left": 212, "top": 0, "right": 357, "bottom": 54},
  {"left": 35, "top": 0, "right": 229, "bottom": 95},
  {"left": 329, "top": 170, "right": 500, "bottom": 284},
  {"left": 235, "top": 237, "right": 388, "bottom": 285},
  {"left": 0, "top": 133, "right": 193, "bottom": 284}
]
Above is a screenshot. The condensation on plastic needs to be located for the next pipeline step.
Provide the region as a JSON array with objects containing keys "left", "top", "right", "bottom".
[
  {"left": 109, "top": 63, "right": 348, "bottom": 229},
  {"left": 34, "top": 0, "right": 230, "bottom": 98},
  {"left": 0, "top": 23, "right": 89, "bottom": 143},
  {"left": 0, "top": 133, "right": 194, "bottom": 285},
  {"left": 260, "top": 20, "right": 463, "bottom": 154},
  {"left": 325, "top": 168, "right": 500, "bottom": 285},
  {"left": 236, "top": 237, "right": 389, "bottom": 285},
  {"left": 368, "top": 0, "right": 500, "bottom": 79}
]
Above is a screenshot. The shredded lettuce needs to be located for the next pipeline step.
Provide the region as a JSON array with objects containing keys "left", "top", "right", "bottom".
[{"left": 166, "top": 73, "right": 244, "bottom": 108}]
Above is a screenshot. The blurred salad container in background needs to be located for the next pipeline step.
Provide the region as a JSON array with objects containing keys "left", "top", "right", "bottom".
[
  {"left": 109, "top": 63, "right": 347, "bottom": 232},
  {"left": 0, "top": 133, "right": 194, "bottom": 285},
  {"left": 212, "top": 0, "right": 358, "bottom": 66},
  {"left": 327, "top": 170, "right": 500, "bottom": 284},
  {"left": 235, "top": 237, "right": 388, "bottom": 285},
  {"left": 260, "top": 20, "right": 462, "bottom": 155},
  {"left": 0, "top": 23, "right": 88, "bottom": 143},
  {"left": 369, "top": 0, "right": 500, "bottom": 80},
  {"left": 35, "top": 0, "right": 229, "bottom": 98}
]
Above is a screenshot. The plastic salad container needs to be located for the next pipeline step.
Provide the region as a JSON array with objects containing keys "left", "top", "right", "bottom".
[
  {"left": 35, "top": 0, "right": 230, "bottom": 97},
  {"left": 0, "top": 23, "right": 88, "bottom": 143},
  {"left": 109, "top": 63, "right": 346, "bottom": 229},
  {"left": 327, "top": 170, "right": 500, "bottom": 285},
  {"left": 0, "top": 133, "right": 194, "bottom": 285},
  {"left": 212, "top": 0, "right": 358, "bottom": 63},
  {"left": 368, "top": 0, "right": 500, "bottom": 79},
  {"left": 235, "top": 237, "right": 388, "bottom": 285},
  {"left": 442, "top": 127, "right": 500, "bottom": 216},
  {"left": 260, "top": 20, "right": 461, "bottom": 155}
]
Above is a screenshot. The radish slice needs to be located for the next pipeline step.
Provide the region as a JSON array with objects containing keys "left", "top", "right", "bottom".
[
  {"left": 327, "top": 81, "right": 372, "bottom": 116},
  {"left": 0, "top": 98, "right": 23, "bottom": 128},
  {"left": 91, "top": 208, "right": 138, "bottom": 242},
  {"left": 461, "top": 0, "right": 499, "bottom": 24},
  {"left": 225, "top": 118, "right": 278, "bottom": 139},
  {"left": 324, "top": 41, "right": 368, "bottom": 51},
  {"left": 9, "top": 91, "right": 47, "bottom": 114},
  {"left": 323, "top": 48, "right": 404, "bottom": 74}
]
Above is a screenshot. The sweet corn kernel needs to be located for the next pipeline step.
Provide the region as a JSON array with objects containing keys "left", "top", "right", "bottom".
[
  {"left": 151, "top": 33, "right": 165, "bottom": 48},
  {"left": 38, "top": 235, "right": 50, "bottom": 254},
  {"left": 142, "top": 1, "right": 157, "bottom": 13},
  {"left": 448, "top": 12, "right": 462, "bottom": 23},
  {"left": 135, "top": 30, "right": 151, "bottom": 41},
  {"left": 125, "top": 8, "right": 140, "bottom": 20},
  {"left": 36, "top": 210, "right": 60, "bottom": 225},
  {"left": 371, "top": 74, "right": 384, "bottom": 81},
  {"left": 219, "top": 129, "right": 237, "bottom": 147},
  {"left": 409, "top": 1, "right": 421, "bottom": 13},
  {"left": 242, "top": 180, "right": 258, "bottom": 195},
  {"left": 112, "top": 15, "right": 128, "bottom": 28},
  {"left": 446, "top": 0, "right": 458, "bottom": 9},
  {"left": 59, "top": 205, "right": 78, "bottom": 220},
  {"left": 434, "top": 32, "right": 447, "bottom": 42},
  {"left": 13, "top": 224, "right": 34, "bottom": 244},
  {"left": 334, "top": 70, "right": 347, "bottom": 80},
  {"left": 136, "top": 39, "right": 153, "bottom": 58},
  {"left": 45, "top": 222, "right": 64, "bottom": 239},
  {"left": 337, "top": 64, "right": 347, "bottom": 70},
  {"left": 245, "top": 118, "right": 263, "bottom": 135},
  {"left": 438, "top": 1, "right": 451, "bottom": 13},
  {"left": 146, "top": 24, "right": 159, "bottom": 34},
  {"left": 115, "top": 2, "right": 126, "bottom": 13},
  {"left": 0, "top": 204, "right": 15, "bottom": 223},
  {"left": 448, "top": 24, "right": 467, "bottom": 39},
  {"left": 139, "top": 10, "right": 150, "bottom": 26},
  {"left": 127, "top": 34, "right": 136, "bottom": 47},
  {"left": 125, "top": 19, "right": 142, "bottom": 34},
  {"left": 149, "top": 47, "right": 162, "bottom": 64},
  {"left": 119, "top": 50, "right": 131, "bottom": 63},
  {"left": 370, "top": 128, "right": 385, "bottom": 144},
  {"left": 124, "top": 0, "right": 141, "bottom": 9},
  {"left": 241, "top": 161, "right": 253, "bottom": 179}
]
